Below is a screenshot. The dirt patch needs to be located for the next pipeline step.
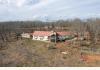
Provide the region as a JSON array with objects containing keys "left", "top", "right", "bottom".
[{"left": 81, "top": 54, "right": 100, "bottom": 63}]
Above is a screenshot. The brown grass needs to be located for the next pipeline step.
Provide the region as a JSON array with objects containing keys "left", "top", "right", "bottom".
[{"left": 0, "top": 39, "right": 100, "bottom": 67}]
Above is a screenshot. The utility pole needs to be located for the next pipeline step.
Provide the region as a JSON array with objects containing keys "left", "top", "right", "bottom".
[{"left": 54, "top": 31, "right": 56, "bottom": 46}]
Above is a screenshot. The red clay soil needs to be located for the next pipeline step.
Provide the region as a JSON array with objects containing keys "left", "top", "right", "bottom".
[{"left": 81, "top": 54, "right": 100, "bottom": 63}]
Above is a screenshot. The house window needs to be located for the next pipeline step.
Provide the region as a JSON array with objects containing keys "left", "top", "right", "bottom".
[
  {"left": 40, "top": 36, "right": 44, "bottom": 40},
  {"left": 34, "top": 36, "right": 38, "bottom": 39},
  {"left": 40, "top": 38, "right": 43, "bottom": 40}
]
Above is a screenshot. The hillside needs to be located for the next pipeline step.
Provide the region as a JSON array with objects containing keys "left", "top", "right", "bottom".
[{"left": 0, "top": 38, "right": 100, "bottom": 67}]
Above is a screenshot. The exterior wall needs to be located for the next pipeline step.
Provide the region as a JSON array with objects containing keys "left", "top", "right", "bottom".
[
  {"left": 21, "top": 33, "right": 30, "bottom": 38},
  {"left": 32, "top": 35, "right": 49, "bottom": 41}
]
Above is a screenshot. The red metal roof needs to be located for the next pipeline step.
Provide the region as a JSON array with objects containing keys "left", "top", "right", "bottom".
[
  {"left": 33, "top": 31, "right": 72, "bottom": 36},
  {"left": 33, "top": 31, "right": 51, "bottom": 36}
]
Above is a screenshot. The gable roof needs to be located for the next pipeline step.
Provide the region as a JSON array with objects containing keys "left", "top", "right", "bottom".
[
  {"left": 33, "top": 31, "right": 72, "bottom": 36},
  {"left": 33, "top": 31, "right": 52, "bottom": 36}
]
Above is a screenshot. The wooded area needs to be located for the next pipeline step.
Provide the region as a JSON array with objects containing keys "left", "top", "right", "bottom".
[{"left": 0, "top": 18, "right": 100, "bottom": 49}]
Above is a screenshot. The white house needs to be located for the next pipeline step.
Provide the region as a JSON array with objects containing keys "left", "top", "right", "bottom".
[
  {"left": 32, "top": 31, "right": 73, "bottom": 42},
  {"left": 21, "top": 33, "right": 30, "bottom": 38},
  {"left": 32, "top": 31, "right": 53, "bottom": 41}
]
